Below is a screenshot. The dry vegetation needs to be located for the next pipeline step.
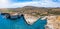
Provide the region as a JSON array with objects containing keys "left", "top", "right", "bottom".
[{"left": 0, "top": 6, "right": 60, "bottom": 16}]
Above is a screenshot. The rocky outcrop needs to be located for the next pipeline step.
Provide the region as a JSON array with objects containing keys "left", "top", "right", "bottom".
[
  {"left": 24, "top": 15, "right": 60, "bottom": 29},
  {"left": 45, "top": 16, "right": 60, "bottom": 29},
  {"left": 24, "top": 14, "right": 40, "bottom": 25},
  {"left": 1, "top": 13, "right": 21, "bottom": 20}
]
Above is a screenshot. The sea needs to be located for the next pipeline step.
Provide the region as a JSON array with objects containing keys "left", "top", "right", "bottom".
[{"left": 0, "top": 13, "right": 47, "bottom": 29}]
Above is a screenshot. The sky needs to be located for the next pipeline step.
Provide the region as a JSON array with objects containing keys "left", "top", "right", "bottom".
[{"left": 0, "top": 0, "right": 60, "bottom": 8}]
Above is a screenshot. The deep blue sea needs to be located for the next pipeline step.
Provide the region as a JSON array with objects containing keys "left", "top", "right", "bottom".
[{"left": 0, "top": 14, "right": 47, "bottom": 29}]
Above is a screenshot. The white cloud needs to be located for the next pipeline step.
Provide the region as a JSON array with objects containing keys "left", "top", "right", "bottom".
[
  {"left": 0, "top": 0, "right": 10, "bottom": 8},
  {"left": 0, "top": 0, "right": 60, "bottom": 8}
]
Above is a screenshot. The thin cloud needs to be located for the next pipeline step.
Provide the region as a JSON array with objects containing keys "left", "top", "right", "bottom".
[
  {"left": 0, "top": 0, "right": 60, "bottom": 8},
  {"left": 0, "top": 0, "right": 10, "bottom": 8}
]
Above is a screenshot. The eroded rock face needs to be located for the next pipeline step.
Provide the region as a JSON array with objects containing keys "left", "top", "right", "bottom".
[
  {"left": 24, "top": 14, "right": 60, "bottom": 29},
  {"left": 1, "top": 13, "right": 21, "bottom": 20},
  {"left": 24, "top": 14, "right": 40, "bottom": 25},
  {"left": 45, "top": 16, "right": 60, "bottom": 29}
]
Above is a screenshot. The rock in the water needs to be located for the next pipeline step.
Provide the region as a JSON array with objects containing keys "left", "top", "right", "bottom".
[{"left": 1, "top": 13, "right": 21, "bottom": 20}]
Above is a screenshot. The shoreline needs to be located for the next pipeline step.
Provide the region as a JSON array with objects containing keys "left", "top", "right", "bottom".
[{"left": 0, "top": 12, "right": 60, "bottom": 29}]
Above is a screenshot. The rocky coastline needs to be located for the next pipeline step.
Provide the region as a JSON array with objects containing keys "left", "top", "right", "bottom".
[{"left": 0, "top": 12, "right": 60, "bottom": 29}]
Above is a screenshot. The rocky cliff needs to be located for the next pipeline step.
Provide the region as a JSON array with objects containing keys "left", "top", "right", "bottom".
[{"left": 0, "top": 6, "right": 60, "bottom": 29}]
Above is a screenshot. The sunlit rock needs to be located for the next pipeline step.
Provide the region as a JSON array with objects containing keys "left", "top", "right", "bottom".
[
  {"left": 24, "top": 14, "right": 40, "bottom": 25},
  {"left": 24, "top": 14, "right": 47, "bottom": 25}
]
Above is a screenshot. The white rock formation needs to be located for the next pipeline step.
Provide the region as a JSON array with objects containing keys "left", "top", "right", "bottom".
[{"left": 24, "top": 14, "right": 40, "bottom": 25}]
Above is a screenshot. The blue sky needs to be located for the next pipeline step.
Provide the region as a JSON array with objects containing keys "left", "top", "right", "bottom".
[
  {"left": 11, "top": 0, "right": 32, "bottom": 2},
  {"left": 0, "top": 0, "right": 60, "bottom": 8},
  {"left": 52, "top": 0, "right": 60, "bottom": 2}
]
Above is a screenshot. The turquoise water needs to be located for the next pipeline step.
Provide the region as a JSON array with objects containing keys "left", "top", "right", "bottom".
[{"left": 0, "top": 14, "right": 47, "bottom": 29}]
